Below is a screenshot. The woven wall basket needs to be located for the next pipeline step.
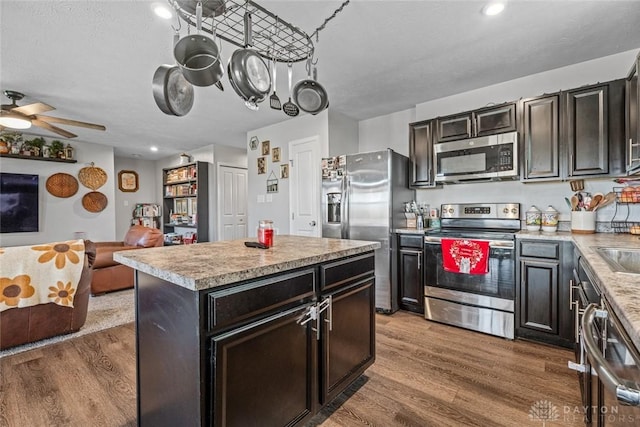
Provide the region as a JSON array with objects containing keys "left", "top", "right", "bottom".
[
  {"left": 78, "top": 163, "right": 107, "bottom": 190},
  {"left": 82, "top": 191, "right": 108, "bottom": 213},
  {"left": 46, "top": 173, "right": 79, "bottom": 198}
]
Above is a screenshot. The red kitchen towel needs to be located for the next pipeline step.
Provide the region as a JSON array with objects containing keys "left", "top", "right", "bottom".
[{"left": 441, "top": 238, "right": 490, "bottom": 275}]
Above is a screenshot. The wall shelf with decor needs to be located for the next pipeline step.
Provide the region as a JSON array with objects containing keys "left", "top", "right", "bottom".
[
  {"left": 0, "top": 153, "right": 77, "bottom": 163},
  {"left": 162, "top": 161, "right": 209, "bottom": 244}
]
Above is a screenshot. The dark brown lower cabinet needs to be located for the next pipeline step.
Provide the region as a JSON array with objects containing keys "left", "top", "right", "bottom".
[
  {"left": 136, "top": 252, "right": 375, "bottom": 427},
  {"left": 516, "top": 240, "right": 573, "bottom": 348},
  {"left": 211, "top": 305, "right": 317, "bottom": 427},
  {"left": 397, "top": 234, "right": 424, "bottom": 314},
  {"left": 320, "top": 279, "right": 375, "bottom": 404}
]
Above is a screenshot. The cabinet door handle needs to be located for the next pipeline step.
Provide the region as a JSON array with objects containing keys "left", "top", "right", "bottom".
[
  {"left": 417, "top": 252, "right": 421, "bottom": 270},
  {"left": 569, "top": 279, "right": 578, "bottom": 311},
  {"left": 315, "top": 296, "right": 332, "bottom": 340}
]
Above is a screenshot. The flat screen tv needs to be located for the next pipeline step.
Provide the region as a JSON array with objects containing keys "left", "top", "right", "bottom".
[{"left": 0, "top": 172, "right": 39, "bottom": 233}]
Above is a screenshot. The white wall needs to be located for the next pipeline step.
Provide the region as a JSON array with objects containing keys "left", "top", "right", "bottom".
[
  {"left": 358, "top": 108, "right": 416, "bottom": 156},
  {"left": 328, "top": 110, "right": 359, "bottom": 156},
  {"left": 0, "top": 139, "right": 117, "bottom": 247},
  {"left": 113, "top": 157, "right": 159, "bottom": 239},
  {"left": 357, "top": 48, "right": 640, "bottom": 225},
  {"left": 247, "top": 111, "right": 329, "bottom": 236}
]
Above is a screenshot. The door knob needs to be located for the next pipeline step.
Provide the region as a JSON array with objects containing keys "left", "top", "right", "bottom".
[{"left": 310, "top": 220, "right": 317, "bottom": 226}]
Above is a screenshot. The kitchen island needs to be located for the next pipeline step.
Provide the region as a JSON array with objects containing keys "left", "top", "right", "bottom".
[{"left": 114, "top": 235, "right": 380, "bottom": 427}]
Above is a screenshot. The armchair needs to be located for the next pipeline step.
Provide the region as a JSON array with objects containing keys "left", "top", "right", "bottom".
[{"left": 91, "top": 225, "right": 163, "bottom": 295}]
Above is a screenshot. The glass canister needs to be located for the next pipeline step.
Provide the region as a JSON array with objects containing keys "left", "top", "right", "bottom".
[
  {"left": 525, "top": 205, "right": 542, "bottom": 231},
  {"left": 258, "top": 220, "right": 274, "bottom": 247},
  {"left": 541, "top": 205, "right": 559, "bottom": 233}
]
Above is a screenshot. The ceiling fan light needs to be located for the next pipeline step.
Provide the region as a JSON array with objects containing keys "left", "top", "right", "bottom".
[{"left": 0, "top": 112, "right": 31, "bottom": 129}]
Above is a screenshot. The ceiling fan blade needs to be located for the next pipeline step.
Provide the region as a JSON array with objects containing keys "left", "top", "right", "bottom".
[
  {"left": 31, "top": 118, "right": 77, "bottom": 138},
  {"left": 12, "top": 102, "right": 55, "bottom": 116},
  {"left": 35, "top": 115, "right": 106, "bottom": 131}
]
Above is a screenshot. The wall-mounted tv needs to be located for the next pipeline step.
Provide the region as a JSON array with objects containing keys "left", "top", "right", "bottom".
[{"left": 0, "top": 172, "right": 39, "bottom": 233}]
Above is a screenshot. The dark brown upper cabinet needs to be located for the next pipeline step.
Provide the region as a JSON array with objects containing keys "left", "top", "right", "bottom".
[
  {"left": 564, "top": 79, "right": 625, "bottom": 177},
  {"left": 626, "top": 52, "right": 640, "bottom": 175},
  {"left": 409, "top": 119, "right": 438, "bottom": 188},
  {"left": 520, "top": 94, "right": 561, "bottom": 181},
  {"left": 435, "top": 102, "right": 517, "bottom": 143}
]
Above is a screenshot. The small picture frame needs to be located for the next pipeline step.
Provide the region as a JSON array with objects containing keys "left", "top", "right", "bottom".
[
  {"left": 249, "top": 136, "right": 259, "bottom": 151},
  {"left": 267, "top": 171, "right": 278, "bottom": 193},
  {"left": 280, "top": 164, "right": 289, "bottom": 179},
  {"left": 118, "top": 170, "right": 139, "bottom": 192},
  {"left": 261, "top": 140, "right": 270, "bottom": 156},
  {"left": 272, "top": 147, "right": 281, "bottom": 162},
  {"left": 257, "top": 157, "right": 266, "bottom": 175}
]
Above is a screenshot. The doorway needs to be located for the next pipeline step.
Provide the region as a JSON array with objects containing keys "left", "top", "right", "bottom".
[
  {"left": 217, "top": 165, "right": 248, "bottom": 241},
  {"left": 289, "top": 136, "right": 321, "bottom": 237}
]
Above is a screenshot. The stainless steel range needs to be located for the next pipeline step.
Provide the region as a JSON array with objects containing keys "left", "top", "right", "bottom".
[{"left": 423, "top": 203, "right": 520, "bottom": 339}]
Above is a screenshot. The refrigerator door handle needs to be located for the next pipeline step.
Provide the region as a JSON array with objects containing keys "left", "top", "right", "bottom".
[{"left": 342, "top": 176, "right": 350, "bottom": 239}]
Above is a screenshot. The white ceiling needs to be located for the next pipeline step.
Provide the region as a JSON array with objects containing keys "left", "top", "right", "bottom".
[{"left": 2, "top": 0, "right": 640, "bottom": 160}]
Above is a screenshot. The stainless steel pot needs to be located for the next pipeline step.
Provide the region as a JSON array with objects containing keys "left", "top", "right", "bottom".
[
  {"left": 152, "top": 64, "right": 194, "bottom": 116},
  {"left": 293, "top": 66, "right": 329, "bottom": 115},
  {"left": 227, "top": 12, "right": 271, "bottom": 109},
  {"left": 173, "top": 3, "right": 224, "bottom": 88}
]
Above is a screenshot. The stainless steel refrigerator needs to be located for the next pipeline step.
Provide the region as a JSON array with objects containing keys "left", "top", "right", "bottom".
[{"left": 321, "top": 149, "right": 414, "bottom": 313}]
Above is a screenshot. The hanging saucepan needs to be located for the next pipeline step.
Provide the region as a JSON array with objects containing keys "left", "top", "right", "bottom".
[
  {"left": 173, "top": 3, "right": 224, "bottom": 89},
  {"left": 293, "top": 63, "right": 329, "bottom": 115},
  {"left": 227, "top": 12, "right": 271, "bottom": 110},
  {"left": 153, "top": 32, "right": 195, "bottom": 116}
]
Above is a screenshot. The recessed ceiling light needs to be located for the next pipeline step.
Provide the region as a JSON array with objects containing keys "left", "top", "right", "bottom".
[
  {"left": 152, "top": 3, "right": 173, "bottom": 20},
  {"left": 482, "top": 2, "right": 505, "bottom": 16},
  {"left": 150, "top": 146, "right": 159, "bottom": 152}
]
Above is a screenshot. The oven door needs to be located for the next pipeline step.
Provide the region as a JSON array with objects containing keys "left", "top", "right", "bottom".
[{"left": 424, "top": 235, "right": 515, "bottom": 301}]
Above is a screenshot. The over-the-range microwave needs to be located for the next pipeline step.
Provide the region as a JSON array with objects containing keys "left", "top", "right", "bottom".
[{"left": 434, "top": 131, "right": 518, "bottom": 183}]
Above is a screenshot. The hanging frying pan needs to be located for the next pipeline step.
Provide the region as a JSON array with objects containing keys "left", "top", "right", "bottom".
[
  {"left": 293, "top": 63, "right": 329, "bottom": 115},
  {"left": 227, "top": 12, "right": 271, "bottom": 110},
  {"left": 152, "top": 33, "right": 195, "bottom": 116}
]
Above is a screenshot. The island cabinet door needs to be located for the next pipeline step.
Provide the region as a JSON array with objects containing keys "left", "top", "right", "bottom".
[
  {"left": 319, "top": 278, "right": 375, "bottom": 405},
  {"left": 210, "top": 304, "right": 317, "bottom": 427}
]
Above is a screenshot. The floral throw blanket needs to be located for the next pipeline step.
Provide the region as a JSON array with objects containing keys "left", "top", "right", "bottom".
[{"left": 0, "top": 239, "right": 85, "bottom": 312}]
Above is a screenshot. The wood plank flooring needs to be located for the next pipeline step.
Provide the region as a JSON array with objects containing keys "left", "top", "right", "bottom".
[{"left": 0, "top": 311, "right": 583, "bottom": 427}]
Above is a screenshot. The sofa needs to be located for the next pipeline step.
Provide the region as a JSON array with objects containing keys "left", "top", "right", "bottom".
[
  {"left": 91, "top": 225, "right": 164, "bottom": 295},
  {"left": 0, "top": 240, "right": 96, "bottom": 350}
]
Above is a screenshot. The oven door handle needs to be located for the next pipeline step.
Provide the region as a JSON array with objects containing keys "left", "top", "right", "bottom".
[
  {"left": 424, "top": 236, "right": 514, "bottom": 249},
  {"left": 582, "top": 303, "right": 640, "bottom": 407}
]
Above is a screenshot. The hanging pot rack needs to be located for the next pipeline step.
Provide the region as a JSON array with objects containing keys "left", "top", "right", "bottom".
[{"left": 168, "top": 0, "right": 315, "bottom": 63}]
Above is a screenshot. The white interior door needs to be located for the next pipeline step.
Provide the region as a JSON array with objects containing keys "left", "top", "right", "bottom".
[
  {"left": 289, "top": 136, "right": 321, "bottom": 237},
  {"left": 217, "top": 165, "right": 248, "bottom": 241}
]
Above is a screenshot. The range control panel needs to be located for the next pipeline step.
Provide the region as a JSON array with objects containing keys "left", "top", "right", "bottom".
[{"left": 441, "top": 203, "right": 520, "bottom": 220}]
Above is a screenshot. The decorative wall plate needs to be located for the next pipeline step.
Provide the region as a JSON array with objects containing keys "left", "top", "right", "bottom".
[
  {"left": 82, "top": 191, "right": 108, "bottom": 213},
  {"left": 78, "top": 163, "right": 107, "bottom": 190},
  {"left": 46, "top": 173, "right": 79, "bottom": 198}
]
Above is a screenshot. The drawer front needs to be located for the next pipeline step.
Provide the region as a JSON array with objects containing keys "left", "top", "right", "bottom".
[
  {"left": 399, "top": 234, "right": 423, "bottom": 249},
  {"left": 320, "top": 252, "right": 375, "bottom": 293},
  {"left": 520, "top": 241, "right": 560, "bottom": 260},
  {"left": 207, "top": 268, "right": 315, "bottom": 332}
]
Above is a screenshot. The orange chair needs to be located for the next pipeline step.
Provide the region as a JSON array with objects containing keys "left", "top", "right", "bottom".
[{"left": 91, "top": 225, "right": 163, "bottom": 295}]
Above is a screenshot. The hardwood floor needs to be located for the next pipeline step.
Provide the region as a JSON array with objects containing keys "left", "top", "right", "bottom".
[{"left": 0, "top": 312, "right": 583, "bottom": 427}]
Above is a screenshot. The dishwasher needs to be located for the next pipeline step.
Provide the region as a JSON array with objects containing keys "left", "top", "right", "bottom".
[{"left": 582, "top": 299, "right": 640, "bottom": 426}]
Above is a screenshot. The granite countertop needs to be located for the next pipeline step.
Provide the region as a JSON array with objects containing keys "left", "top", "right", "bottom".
[
  {"left": 518, "top": 230, "right": 640, "bottom": 349},
  {"left": 114, "top": 235, "right": 380, "bottom": 292}
]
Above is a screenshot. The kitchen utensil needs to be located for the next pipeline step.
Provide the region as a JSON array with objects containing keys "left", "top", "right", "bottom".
[
  {"left": 564, "top": 197, "right": 573, "bottom": 209},
  {"left": 576, "top": 192, "right": 584, "bottom": 209},
  {"left": 153, "top": 32, "right": 195, "bottom": 116},
  {"left": 292, "top": 62, "right": 329, "bottom": 115},
  {"left": 593, "top": 191, "right": 616, "bottom": 211},
  {"left": 228, "top": 12, "right": 272, "bottom": 110},
  {"left": 587, "top": 193, "right": 603, "bottom": 211},
  {"left": 269, "top": 60, "right": 281, "bottom": 110},
  {"left": 569, "top": 179, "right": 585, "bottom": 191},
  {"left": 174, "top": 3, "right": 225, "bottom": 88},
  {"left": 570, "top": 195, "right": 579, "bottom": 211},
  {"left": 282, "top": 63, "right": 299, "bottom": 117}
]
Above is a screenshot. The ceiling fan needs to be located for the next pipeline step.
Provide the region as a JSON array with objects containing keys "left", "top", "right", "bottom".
[{"left": 0, "top": 90, "right": 106, "bottom": 138}]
